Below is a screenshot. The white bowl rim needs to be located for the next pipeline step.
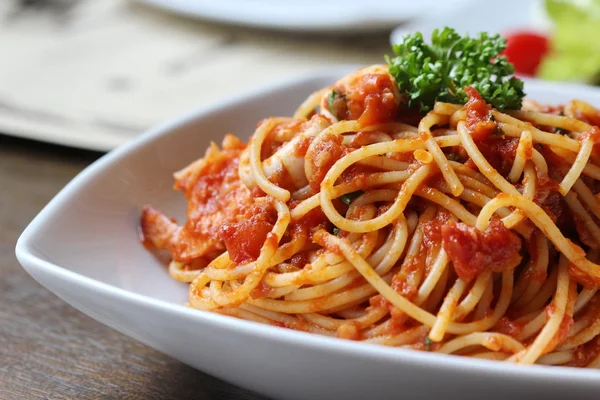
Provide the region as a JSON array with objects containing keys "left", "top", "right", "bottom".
[{"left": 15, "top": 67, "right": 600, "bottom": 386}]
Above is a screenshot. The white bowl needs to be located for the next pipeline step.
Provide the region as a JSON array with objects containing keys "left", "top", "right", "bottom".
[{"left": 16, "top": 68, "right": 600, "bottom": 400}]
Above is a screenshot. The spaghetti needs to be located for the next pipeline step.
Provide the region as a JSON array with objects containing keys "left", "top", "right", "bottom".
[{"left": 140, "top": 65, "right": 600, "bottom": 367}]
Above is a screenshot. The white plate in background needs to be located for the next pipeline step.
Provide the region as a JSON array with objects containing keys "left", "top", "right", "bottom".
[
  {"left": 16, "top": 68, "right": 600, "bottom": 400},
  {"left": 390, "top": 0, "right": 549, "bottom": 44},
  {"left": 137, "top": 0, "right": 471, "bottom": 33}
]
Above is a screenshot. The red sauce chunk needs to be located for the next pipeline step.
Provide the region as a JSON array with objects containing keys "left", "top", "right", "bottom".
[
  {"left": 262, "top": 119, "right": 306, "bottom": 159},
  {"left": 575, "top": 109, "right": 600, "bottom": 130},
  {"left": 295, "top": 135, "right": 313, "bottom": 157},
  {"left": 465, "top": 86, "right": 497, "bottom": 141},
  {"left": 573, "top": 212, "right": 599, "bottom": 249},
  {"left": 306, "top": 133, "right": 348, "bottom": 193},
  {"left": 422, "top": 210, "right": 451, "bottom": 250},
  {"left": 391, "top": 254, "right": 424, "bottom": 300},
  {"left": 568, "top": 336, "right": 600, "bottom": 368},
  {"left": 269, "top": 164, "right": 297, "bottom": 192},
  {"left": 369, "top": 294, "right": 391, "bottom": 310},
  {"left": 524, "top": 235, "right": 539, "bottom": 270},
  {"left": 332, "top": 73, "right": 398, "bottom": 125},
  {"left": 141, "top": 135, "right": 256, "bottom": 262},
  {"left": 568, "top": 262, "right": 600, "bottom": 289},
  {"left": 545, "top": 303, "right": 574, "bottom": 352},
  {"left": 518, "top": 237, "right": 548, "bottom": 285},
  {"left": 292, "top": 205, "right": 331, "bottom": 240},
  {"left": 139, "top": 205, "right": 179, "bottom": 250},
  {"left": 580, "top": 126, "right": 600, "bottom": 158},
  {"left": 476, "top": 137, "right": 519, "bottom": 177},
  {"left": 218, "top": 203, "right": 277, "bottom": 264},
  {"left": 493, "top": 316, "right": 527, "bottom": 338},
  {"left": 441, "top": 219, "right": 522, "bottom": 280},
  {"left": 533, "top": 175, "right": 569, "bottom": 229},
  {"left": 250, "top": 281, "right": 272, "bottom": 300},
  {"left": 539, "top": 145, "right": 570, "bottom": 177},
  {"left": 289, "top": 251, "right": 310, "bottom": 268}
]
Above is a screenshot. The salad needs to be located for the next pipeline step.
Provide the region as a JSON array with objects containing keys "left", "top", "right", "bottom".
[{"left": 503, "top": 0, "right": 600, "bottom": 84}]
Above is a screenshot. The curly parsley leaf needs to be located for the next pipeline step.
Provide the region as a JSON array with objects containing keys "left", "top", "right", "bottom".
[
  {"left": 387, "top": 27, "right": 525, "bottom": 113},
  {"left": 339, "top": 190, "right": 363, "bottom": 205},
  {"left": 327, "top": 89, "right": 346, "bottom": 119},
  {"left": 327, "top": 90, "right": 339, "bottom": 113}
]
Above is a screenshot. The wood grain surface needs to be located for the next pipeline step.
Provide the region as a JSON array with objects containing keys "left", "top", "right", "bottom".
[{"left": 0, "top": 134, "right": 268, "bottom": 399}]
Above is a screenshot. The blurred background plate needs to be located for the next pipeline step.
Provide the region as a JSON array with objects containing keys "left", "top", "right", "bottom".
[
  {"left": 0, "top": 0, "right": 396, "bottom": 152},
  {"left": 390, "top": 0, "right": 600, "bottom": 88},
  {"left": 390, "top": 0, "right": 548, "bottom": 44},
  {"left": 136, "top": 0, "right": 471, "bottom": 33}
]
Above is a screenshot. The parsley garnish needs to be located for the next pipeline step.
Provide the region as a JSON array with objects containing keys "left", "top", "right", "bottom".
[
  {"left": 446, "top": 153, "right": 462, "bottom": 162},
  {"left": 332, "top": 226, "right": 341, "bottom": 235},
  {"left": 339, "top": 190, "right": 363, "bottom": 205},
  {"left": 556, "top": 111, "right": 569, "bottom": 135},
  {"left": 487, "top": 113, "right": 504, "bottom": 136},
  {"left": 327, "top": 90, "right": 338, "bottom": 112},
  {"left": 327, "top": 89, "right": 346, "bottom": 118},
  {"left": 424, "top": 337, "right": 432, "bottom": 351},
  {"left": 387, "top": 27, "right": 525, "bottom": 113}
]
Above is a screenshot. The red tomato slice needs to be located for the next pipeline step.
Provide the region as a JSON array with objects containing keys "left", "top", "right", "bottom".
[{"left": 502, "top": 31, "right": 549, "bottom": 76}]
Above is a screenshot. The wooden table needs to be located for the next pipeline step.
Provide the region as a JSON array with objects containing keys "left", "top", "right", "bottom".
[
  {"left": 0, "top": 1, "right": 393, "bottom": 399},
  {"left": 0, "top": 135, "right": 269, "bottom": 399}
]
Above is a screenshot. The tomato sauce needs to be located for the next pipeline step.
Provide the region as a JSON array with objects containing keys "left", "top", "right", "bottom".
[
  {"left": 573, "top": 212, "right": 599, "bottom": 249},
  {"left": 339, "top": 164, "right": 383, "bottom": 189},
  {"left": 568, "top": 262, "right": 600, "bottom": 289},
  {"left": 391, "top": 258, "right": 422, "bottom": 300},
  {"left": 369, "top": 294, "right": 390, "bottom": 310},
  {"left": 218, "top": 202, "right": 277, "bottom": 264},
  {"left": 337, "top": 322, "right": 361, "bottom": 340},
  {"left": 493, "top": 316, "right": 527, "bottom": 338},
  {"left": 300, "top": 207, "right": 332, "bottom": 240},
  {"left": 579, "top": 126, "right": 600, "bottom": 158},
  {"left": 475, "top": 137, "right": 519, "bottom": 177},
  {"left": 574, "top": 109, "right": 600, "bottom": 128},
  {"left": 307, "top": 133, "right": 348, "bottom": 193},
  {"left": 465, "top": 86, "right": 497, "bottom": 141},
  {"left": 142, "top": 135, "right": 260, "bottom": 262},
  {"left": 250, "top": 281, "right": 272, "bottom": 300},
  {"left": 533, "top": 174, "right": 572, "bottom": 233},
  {"left": 519, "top": 263, "right": 548, "bottom": 287},
  {"left": 441, "top": 219, "right": 522, "bottom": 280},
  {"left": 331, "top": 73, "right": 398, "bottom": 125},
  {"left": 269, "top": 164, "right": 297, "bottom": 192},
  {"left": 295, "top": 135, "right": 313, "bottom": 157},
  {"left": 568, "top": 336, "right": 600, "bottom": 367},
  {"left": 288, "top": 251, "right": 311, "bottom": 269},
  {"left": 422, "top": 210, "right": 451, "bottom": 250},
  {"left": 139, "top": 206, "right": 178, "bottom": 250},
  {"left": 348, "top": 131, "right": 380, "bottom": 147},
  {"left": 545, "top": 303, "right": 575, "bottom": 352}
]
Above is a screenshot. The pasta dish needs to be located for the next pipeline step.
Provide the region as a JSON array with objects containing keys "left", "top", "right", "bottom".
[{"left": 140, "top": 28, "right": 600, "bottom": 367}]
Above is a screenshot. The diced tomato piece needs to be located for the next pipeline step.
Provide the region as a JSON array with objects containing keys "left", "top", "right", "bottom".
[{"left": 502, "top": 31, "right": 549, "bottom": 76}]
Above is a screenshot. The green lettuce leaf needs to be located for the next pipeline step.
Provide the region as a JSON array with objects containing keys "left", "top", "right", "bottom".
[{"left": 538, "top": 0, "right": 600, "bottom": 83}]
